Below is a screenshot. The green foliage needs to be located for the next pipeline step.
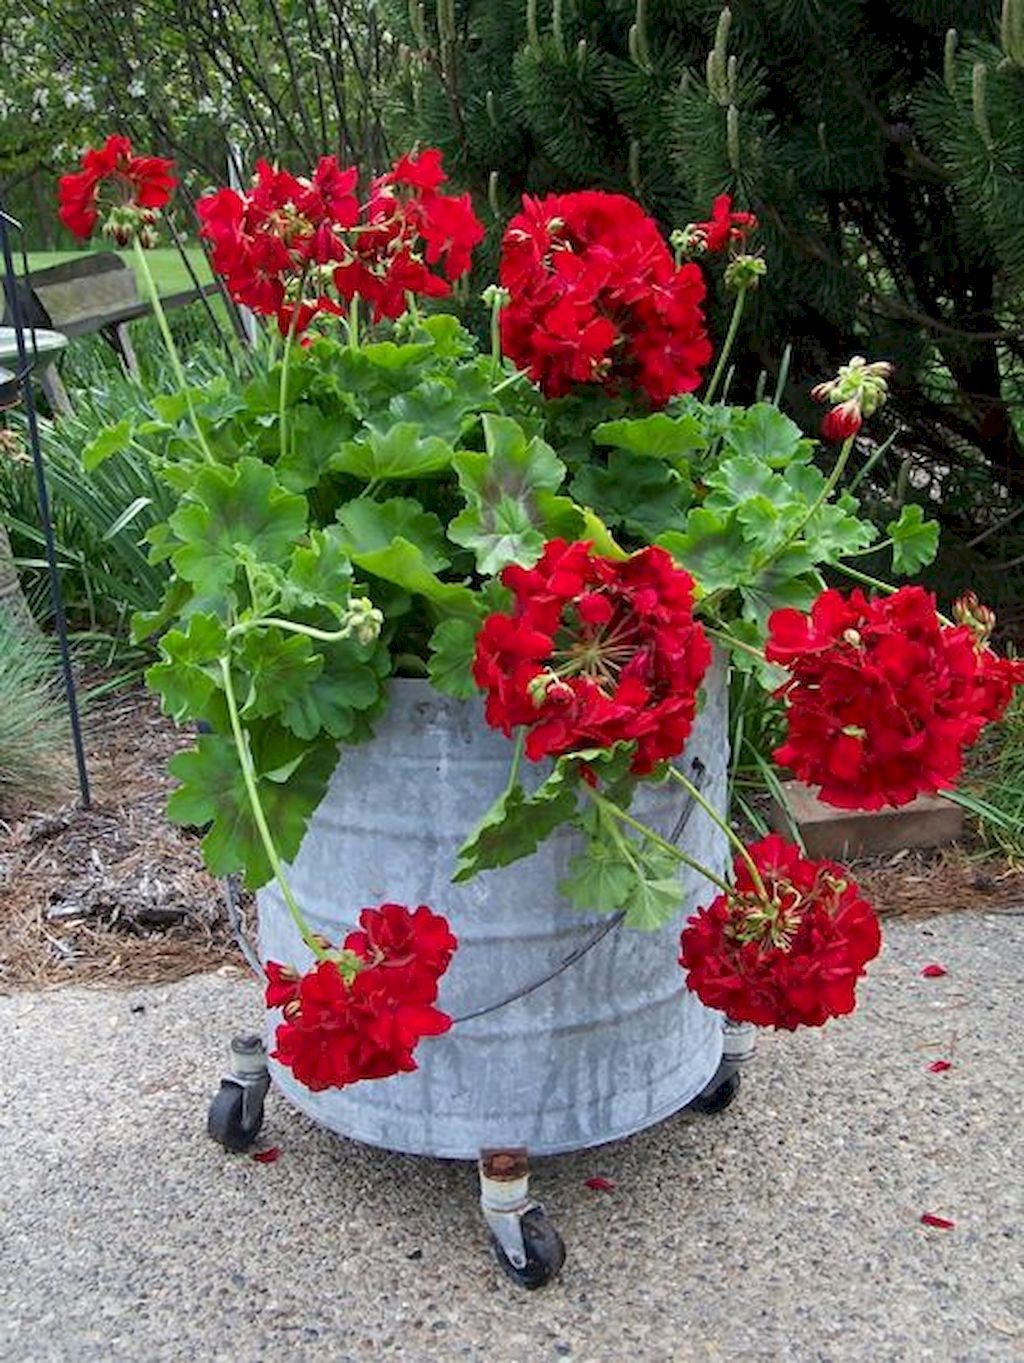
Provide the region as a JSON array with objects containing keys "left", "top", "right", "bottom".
[
  {"left": 0, "top": 385, "right": 177, "bottom": 656},
  {"left": 965, "top": 688, "right": 1024, "bottom": 859},
  {"left": 0, "top": 618, "right": 72, "bottom": 812},
  {"left": 113, "top": 303, "right": 899, "bottom": 901},
  {"left": 453, "top": 762, "right": 582, "bottom": 882}
]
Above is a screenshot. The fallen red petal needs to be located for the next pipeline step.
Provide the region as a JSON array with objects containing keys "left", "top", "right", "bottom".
[
  {"left": 921, "top": 963, "right": 948, "bottom": 978},
  {"left": 920, "top": 1213, "right": 955, "bottom": 1230},
  {"left": 927, "top": 1059, "right": 952, "bottom": 1073},
  {"left": 584, "top": 1176, "right": 616, "bottom": 1192},
  {"left": 252, "top": 1147, "right": 281, "bottom": 1164}
]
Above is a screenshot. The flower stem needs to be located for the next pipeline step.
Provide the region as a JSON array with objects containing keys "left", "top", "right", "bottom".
[
  {"left": 228, "top": 616, "right": 357, "bottom": 644},
  {"left": 219, "top": 656, "right": 326, "bottom": 960},
  {"left": 505, "top": 728, "right": 525, "bottom": 796},
  {"left": 492, "top": 368, "right": 529, "bottom": 397},
  {"left": 132, "top": 237, "right": 216, "bottom": 465},
  {"left": 831, "top": 560, "right": 897, "bottom": 595},
  {"left": 585, "top": 788, "right": 734, "bottom": 897},
  {"left": 278, "top": 268, "right": 309, "bottom": 463},
  {"left": 704, "top": 286, "right": 747, "bottom": 405},
  {"left": 348, "top": 294, "right": 361, "bottom": 351},
  {"left": 701, "top": 623, "right": 765, "bottom": 663},
  {"left": 665, "top": 765, "right": 768, "bottom": 901}
]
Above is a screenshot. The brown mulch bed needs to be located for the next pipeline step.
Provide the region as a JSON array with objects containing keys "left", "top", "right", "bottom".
[
  {"left": 0, "top": 684, "right": 240, "bottom": 992},
  {"left": 855, "top": 846, "right": 1024, "bottom": 919},
  {"left": 1, "top": 684, "right": 1020, "bottom": 992}
]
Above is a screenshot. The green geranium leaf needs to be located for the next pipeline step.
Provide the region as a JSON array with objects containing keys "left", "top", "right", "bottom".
[
  {"left": 453, "top": 766, "right": 580, "bottom": 882},
  {"left": 333, "top": 423, "right": 454, "bottom": 481},
  {"left": 560, "top": 823, "right": 682, "bottom": 929},
  {"left": 803, "top": 501, "right": 877, "bottom": 559},
  {"left": 168, "top": 457, "right": 308, "bottom": 597},
  {"left": 389, "top": 378, "right": 484, "bottom": 443},
  {"left": 572, "top": 449, "right": 691, "bottom": 538},
  {"left": 593, "top": 413, "right": 708, "bottom": 466},
  {"left": 146, "top": 612, "right": 227, "bottom": 723},
  {"left": 83, "top": 418, "right": 132, "bottom": 472},
  {"left": 351, "top": 536, "right": 479, "bottom": 619},
  {"left": 131, "top": 578, "right": 194, "bottom": 643},
  {"left": 428, "top": 617, "right": 482, "bottom": 699},
  {"left": 167, "top": 728, "right": 338, "bottom": 889},
  {"left": 238, "top": 628, "right": 323, "bottom": 721},
  {"left": 888, "top": 503, "right": 940, "bottom": 575},
  {"left": 283, "top": 526, "right": 354, "bottom": 616},
  {"left": 560, "top": 838, "right": 636, "bottom": 913},
  {"left": 705, "top": 455, "right": 794, "bottom": 510},
  {"left": 449, "top": 414, "right": 568, "bottom": 574},
  {"left": 278, "top": 637, "right": 390, "bottom": 741},
  {"left": 276, "top": 406, "right": 355, "bottom": 492},
  {"left": 659, "top": 509, "right": 758, "bottom": 594},
  {"left": 337, "top": 497, "right": 450, "bottom": 573},
  {"left": 722, "top": 403, "right": 811, "bottom": 467}
]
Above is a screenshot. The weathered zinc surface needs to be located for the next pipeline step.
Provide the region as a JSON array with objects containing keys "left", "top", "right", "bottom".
[{"left": 259, "top": 660, "right": 731, "bottom": 1159}]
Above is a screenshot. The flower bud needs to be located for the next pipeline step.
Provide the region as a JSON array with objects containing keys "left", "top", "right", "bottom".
[
  {"left": 724, "top": 253, "right": 767, "bottom": 292},
  {"left": 821, "top": 399, "right": 862, "bottom": 442},
  {"left": 526, "top": 670, "right": 573, "bottom": 708},
  {"left": 813, "top": 356, "right": 892, "bottom": 438},
  {"left": 343, "top": 595, "right": 384, "bottom": 646},
  {"left": 953, "top": 590, "right": 997, "bottom": 645}
]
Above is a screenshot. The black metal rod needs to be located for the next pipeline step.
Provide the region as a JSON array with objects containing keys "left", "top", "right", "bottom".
[{"left": 0, "top": 205, "right": 91, "bottom": 808}]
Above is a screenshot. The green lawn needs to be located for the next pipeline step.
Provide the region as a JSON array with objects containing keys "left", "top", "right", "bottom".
[{"left": 23, "top": 248, "right": 214, "bottom": 298}]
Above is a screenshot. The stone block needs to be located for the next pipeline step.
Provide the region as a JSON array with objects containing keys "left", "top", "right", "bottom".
[{"left": 769, "top": 781, "right": 964, "bottom": 859}]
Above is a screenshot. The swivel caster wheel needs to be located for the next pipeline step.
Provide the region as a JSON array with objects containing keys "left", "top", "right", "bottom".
[
  {"left": 207, "top": 1034, "right": 270, "bottom": 1152},
  {"left": 479, "top": 1148, "right": 566, "bottom": 1290},
  {"left": 490, "top": 1207, "right": 566, "bottom": 1290},
  {"left": 689, "top": 1067, "right": 741, "bottom": 1115}
]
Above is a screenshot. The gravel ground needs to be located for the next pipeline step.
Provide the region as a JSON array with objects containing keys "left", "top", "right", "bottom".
[{"left": 0, "top": 911, "right": 1021, "bottom": 1363}]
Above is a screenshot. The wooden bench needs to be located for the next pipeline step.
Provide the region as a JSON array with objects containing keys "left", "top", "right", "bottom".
[{"left": 1, "top": 251, "right": 219, "bottom": 414}]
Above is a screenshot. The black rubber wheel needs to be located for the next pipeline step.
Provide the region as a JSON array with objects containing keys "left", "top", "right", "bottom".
[
  {"left": 491, "top": 1208, "right": 567, "bottom": 1290},
  {"left": 207, "top": 1081, "right": 263, "bottom": 1151},
  {"left": 689, "top": 1068, "right": 741, "bottom": 1115}
]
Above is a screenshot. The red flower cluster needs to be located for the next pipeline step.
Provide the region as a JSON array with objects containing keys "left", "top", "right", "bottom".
[
  {"left": 197, "top": 147, "right": 483, "bottom": 336},
  {"left": 266, "top": 903, "right": 457, "bottom": 1092},
  {"left": 679, "top": 834, "right": 881, "bottom": 1030},
  {"left": 690, "top": 194, "right": 758, "bottom": 253},
  {"left": 766, "top": 586, "right": 1024, "bottom": 810},
  {"left": 498, "top": 190, "right": 712, "bottom": 406},
  {"left": 58, "top": 134, "right": 176, "bottom": 245},
  {"left": 473, "top": 539, "right": 711, "bottom": 775}
]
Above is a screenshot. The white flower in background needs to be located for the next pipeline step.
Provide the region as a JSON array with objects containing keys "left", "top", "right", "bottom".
[{"left": 128, "top": 77, "right": 146, "bottom": 98}]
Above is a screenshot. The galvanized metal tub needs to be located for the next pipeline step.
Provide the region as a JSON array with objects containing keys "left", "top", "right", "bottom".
[{"left": 258, "top": 654, "right": 731, "bottom": 1160}]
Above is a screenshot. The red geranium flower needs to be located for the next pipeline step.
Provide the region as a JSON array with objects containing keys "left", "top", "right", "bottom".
[
  {"left": 766, "top": 586, "right": 1024, "bottom": 810},
  {"left": 691, "top": 194, "right": 758, "bottom": 253},
  {"left": 265, "top": 904, "right": 457, "bottom": 1093},
  {"left": 498, "top": 190, "right": 712, "bottom": 406},
  {"left": 58, "top": 134, "right": 176, "bottom": 244},
  {"left": 473, "top": 539, "right": 711, "bottom": 775},
  {"left": 679, "top": 834, "right": 881, "bottom": 1030},
  {"left": 344, "top": 902, "right": 458, "bottom": 1005},
  {"left": 197, "top": 147, "right": 482, "bottom": 336}
]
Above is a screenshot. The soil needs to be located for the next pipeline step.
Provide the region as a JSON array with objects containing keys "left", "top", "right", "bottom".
[{"left": 1, "top": 686, "right": 1020, "bottom": 993}]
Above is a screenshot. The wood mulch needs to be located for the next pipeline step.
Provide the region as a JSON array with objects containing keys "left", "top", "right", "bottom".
[
  {"left": 0, "top": 684, "right": 240, "bottom": 992},
  {"left": 1, "top": 685, "right": 1020, "bottom": 993}
]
